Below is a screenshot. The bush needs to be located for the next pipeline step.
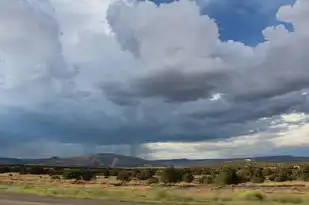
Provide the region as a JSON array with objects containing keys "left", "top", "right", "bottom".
[
  {"left": 250, "top": 176, "right": 264, "bottom": 183},
  {"left": 160, "top": 167, "right": 182, "bottom": 184},
  {"left": 262, "top": 168, "right": 273, "bottom": 176},
  {"left": 50, "top": 175, "right": 61, "bottom": 180},
  {"left": 82, "top": 170, "right": 97, "bottom": 181},
  {"left": 131, "top": 170, "right": 140, "bottom": 178},
  {"left": 110, "top": 169, "right": 119, "bottom": 176},
  {"left": 269, "top": 169, "right": 292, "bottom": 182},
  {"left": 199, "top": 175, "right": 214, "bottom": 184},
  {"left": 117, "top": 171, "right": 131, "bottom": 182},
  {"left": 215, "top": 168, "right": 239, "bottom": 185},
  {"left": 147, "top": 177, "right": 159, "bottom": 185},
  {"left": 137, "top": 169, "right": 155, "bottom": 180},
  {"left": 47, "top": 168, "right": 63, "bottom": 176},
  {"left": 11, "top": 166, "right": 24, "bottom": 173},
  {"left": 236, "top": 169, "right": 250, "bottom": 183},
  {"left": 298, "top": 166, "right": 309, "bottom": 181},
  {"left": 18, "top": 167, "right": 28, "bottom": 175},
  {"left": 102, "top": 169, "right": 110, "bottom": 178},
  {"left": 27, "top": 167, "right": 47, "bottom": 175},
  {"left": 237, "top": 167, "right": 264, "bottom": 183},
  {"left": 182, "top": 173, "right": 194, "bottom": 183},
  {"left": 0, "top": 167, "right": 11, "bottom": 174},
  {"left": 62, "top": 169, "right": 96, "bottom": 181},
  {"left": 271, "top": 195, "right": 303, "bottom": 204},
  {"left": 63, "top": 169, "right": 82, "bottom": 180},
  {"left": 238, "top": 190, "right": 265, "bottom": 201}
]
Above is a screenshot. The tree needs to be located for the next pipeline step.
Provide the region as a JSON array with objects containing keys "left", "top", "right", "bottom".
[
  {"left": 110, "top": 169, "right": 119, "bottom": 176},
  {"left": 50, "top": 175, "right": 61, "bottom": 180},
  {"left": 160, "top": 167, "right": 182, "bottom": 184},
  {"left": 147, "top": 177, "right": 159, "bottom": 185},
  {"left": 117, "top": 170, "right": 131, "bottom": 183},
  {"left": 0, "top": 167, "right": 10, "bottom": 174},
  {"left": 215, "top": 168, "right": 239, "bottom": 185},
  {"left": 82, "top": 170, "right": 97, "bottom": 181},
  {"left": 269, "top": 168, "right": 292, "bottom": 182},
  {"left": 199, "top": 175, "right": 214, "bottom": 184},
  {"left": 102, "top": 169, "right": 110, "bottom": 179},
  {"left": 298, "top": 166, "right": 309, "bottom": 181},
  {"left": 28, "top": 167, "right": 46, "bottom": 175},
  {"left": 237, "top": 167, "right": 264, "bottom": 183},
  {"left": 137, "top": 169, "right": 155, "bottom": 181},
  {"left": 62, "top": 169, "right": 96, "bottom": 181},
  {"left": 262, "top": 168, "right": 273, "bottom": 177},
  {"left": 131, "top": 170, "right": 141, "bottom": 178},
  {"left": 182, "top": 173, "right": 194, "bottom": 183},
  {"left": 236, "top": 169, "right": 250, "bottom": 183},
  {"left": 63, "top": 169, "right": 82, "bottom": 180}
]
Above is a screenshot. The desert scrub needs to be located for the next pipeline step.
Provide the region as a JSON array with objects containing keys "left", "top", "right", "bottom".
[
  {"left": 270, "top": 195, "right": 303, "bottom": 204},
  {"left": 236, "top": 190, "right": 266, "bottom": 201}
]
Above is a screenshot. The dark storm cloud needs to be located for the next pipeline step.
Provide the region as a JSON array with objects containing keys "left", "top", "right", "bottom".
[
  {"left": 188, "top": 90, "right": 308, "bottom": 123},
  {"left": 103, "top": 69, "right": 229, "bottom": 104}
]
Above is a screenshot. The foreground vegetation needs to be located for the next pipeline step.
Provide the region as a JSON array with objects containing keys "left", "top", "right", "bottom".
[{"left": 1, "top": 163, "right": 309, "bottom": 204}]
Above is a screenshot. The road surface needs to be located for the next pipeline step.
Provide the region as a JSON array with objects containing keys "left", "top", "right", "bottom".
[{"left": 0, "top": 193, "right": 153, "bottom": 205}]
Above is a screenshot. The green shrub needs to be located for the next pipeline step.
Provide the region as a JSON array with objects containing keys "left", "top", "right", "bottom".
[
  {"left": 47, "top": 168, "right": 63, "bottom": 176},
  {"left": 237, "top": 167, "right": 264, "bottom": 183},
  {"left": 215, "top": 168, "right": 239, "bottom": 185},
  {"left": 62, "top": 169, "right": 96, "bottom": 181},
  {"left": 117, "top": 170, "right": 131, "bottom": 182},
  {"left": 182, "top": 173, "right": 194, "bottom": 183},
  {"left": 269, "top": 170, "right": 291, "bottom": 182},
  {"left": 131, "top": 170, "right": 140, "bottom": 178},
  {"left": 63, "top": 169, "right": 82, "bottom": 180},
  {"left": 262, "top": 168, "right": 274, "bottom": 176},
  {"left": 238, "top": 190, "right": 265, "bottom": 201},
  {"left": 250, "top": 175, "right": 265, "bottom": 183},
  {"left": 0, "top": 167, "right": 11, "bottom": 174},
  {"left": 155, "top": 190, "right": 170, "bottom": 200},
  {"left": 298, "top": 166, "right": 309, "bottom": 181},
  {"left": 27, "top": 167, "right": 46, "bottom": 175},
  {"left": 199, "top": 175, "right": 214, "bottom": 184},
  {"left": 271, "top": 195, "right": 303, "bottom": 204},
  {"left": 50, "top": 175, "right": 61, "bottom": 180},
  {"left": 137, "top": 169, "right": 155, "bottom": 180},
  {"left": 147, "top": 177, "right": 159, "bottom": 185},
  {"left": 110, "top": 169, "right": 119, "bottom": 176},
  {"left": 102, "top": 169, "right": 110, "bottom": 178},
  {"left": 236, "top": 169, "right": 250, "bottom": 183},
  {"left": 82, "top": 170, "right": 97, "bottom": 181},
  {"left": 160, "top": 167, "right": 182, "bottom": 184}
]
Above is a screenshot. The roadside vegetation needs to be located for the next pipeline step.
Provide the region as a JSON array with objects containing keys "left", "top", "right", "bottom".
[{"left": 1, "top": 162, "right": 309, "bottom": 204}]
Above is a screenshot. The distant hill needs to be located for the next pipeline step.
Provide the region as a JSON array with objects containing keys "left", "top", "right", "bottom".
[
  {"left": 0, "top": 157, "right": 25, "bottom": 165},
  {"left": 1, "top": 154, "right": 309, "bottom": 168},
  {"left": 154, "top": 155, "right": 309, "bottom": 167},
  {"left": 27, "top": 153, "right": 149, "bottom": 168}
]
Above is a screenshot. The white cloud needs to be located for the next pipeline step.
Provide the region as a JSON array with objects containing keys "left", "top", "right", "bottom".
[{"left": 147, "top": 112, "right": 309, "bottom": 159}]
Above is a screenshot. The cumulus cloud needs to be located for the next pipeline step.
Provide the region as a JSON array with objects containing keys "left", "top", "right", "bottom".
[
  {"left": 198, "top": 0, "right": 296, "bottom": 45},
  {"left": 0, "top": 0, "right": 309, "bottom": 158},
  {"left": 147, "top": 113, "right": 309, "bottom": 159}
]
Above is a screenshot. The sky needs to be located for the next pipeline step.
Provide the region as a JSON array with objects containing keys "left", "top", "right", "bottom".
[{"left": 0, "top": 0, "right": 309, "bottom": 159}]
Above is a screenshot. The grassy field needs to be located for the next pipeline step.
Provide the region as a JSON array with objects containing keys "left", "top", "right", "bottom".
[{"left": 1, "top": 173, "right": 309, "bottom": 204}]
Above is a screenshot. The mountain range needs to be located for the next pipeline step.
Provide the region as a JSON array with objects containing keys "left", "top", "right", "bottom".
[{"left": 1, "top": 154, "right": 309, "bottom": 168}]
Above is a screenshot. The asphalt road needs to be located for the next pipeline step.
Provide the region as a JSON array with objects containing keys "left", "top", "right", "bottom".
[{"left": 0, "top": 193, "right": 152, "bottom": 205}]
